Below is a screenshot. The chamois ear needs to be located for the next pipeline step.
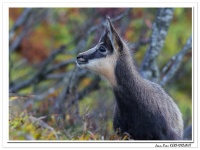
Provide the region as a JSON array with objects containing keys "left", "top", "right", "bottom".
[
  {"left": 99, "top": 30, "right": 114, "bottom": 52},
  {"left": 106, "top": 16, "right": 123, "bottom": 53}
]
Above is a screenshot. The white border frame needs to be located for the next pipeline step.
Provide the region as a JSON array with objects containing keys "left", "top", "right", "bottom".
[{"left": 1, "top": 0, "right": 198, "bottom": 148}]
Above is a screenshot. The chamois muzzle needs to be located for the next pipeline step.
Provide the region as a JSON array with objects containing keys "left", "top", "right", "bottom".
[{"left": 76, "top": 54, "right": 88, "bottom": 64}]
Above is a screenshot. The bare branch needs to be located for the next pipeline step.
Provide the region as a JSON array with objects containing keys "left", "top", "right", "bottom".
[
  {"left": 160, "top": 36, "right": 192, "bottom": 86},
  {"left": 141, "top": 8, "right": 174, "bottom": 82},
  {"left": 9, "top": 8, "right": 32, "bottom": 41},
  {"left": 9, "top": 45, "right": 66, "bottom": 92},
  {"left": 9, "top": 29, "right": 29, "bottom": 53}
]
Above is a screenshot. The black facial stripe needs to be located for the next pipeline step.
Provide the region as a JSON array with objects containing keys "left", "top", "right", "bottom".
[{"left": 85, "top": 49, "right": 106, "bottom": 61}]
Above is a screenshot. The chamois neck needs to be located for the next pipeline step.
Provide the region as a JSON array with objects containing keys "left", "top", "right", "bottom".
[
  {"left": 114, "top": 54, "right": 144, "bottom": 89},
  {"left": 113, "top": 54, "right": 148, "bottom": 110}
]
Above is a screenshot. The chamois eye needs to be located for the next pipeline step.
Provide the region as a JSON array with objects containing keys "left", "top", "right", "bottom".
[{"left": 99, "top": 46, "right": 107, "bottom": 53}]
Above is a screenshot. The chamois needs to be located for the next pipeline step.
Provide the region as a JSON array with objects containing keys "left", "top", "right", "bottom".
[{"left": 76, "top": 17, "right": 183, "bottom": 140}]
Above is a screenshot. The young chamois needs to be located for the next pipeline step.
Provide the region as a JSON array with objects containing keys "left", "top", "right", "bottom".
[{"left": 76, "top": 17, "right": 183, "bottom": 140}]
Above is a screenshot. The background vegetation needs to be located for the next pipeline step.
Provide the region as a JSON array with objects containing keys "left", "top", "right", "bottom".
[{"left": 9, "top": 8, "right": 192, "bottom": 140}]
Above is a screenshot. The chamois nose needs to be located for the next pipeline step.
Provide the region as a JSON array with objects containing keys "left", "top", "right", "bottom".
[{"left": 77, "top": 54, "right": 88, "bottom": 64}]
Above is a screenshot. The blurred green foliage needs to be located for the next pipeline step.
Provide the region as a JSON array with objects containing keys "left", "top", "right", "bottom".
[{"left": 9, "top": 8, "right": 192, "bottom": 140}]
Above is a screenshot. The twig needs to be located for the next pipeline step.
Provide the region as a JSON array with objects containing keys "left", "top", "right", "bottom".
[
  {"left": 46, "top": 72, "right": 72, "bottom": 79},
  {"left": 28, "top": 116, "right": 59, "bottom": 140},
  {"left": 160, "top": 36, "right": 192, "bottom": 86},
  {"left": 141, "top": 8, "right": 174, "bottom": 82},
  {"left": 9, "top": 93, "right": 35, "bottom": 99},
  {"left": 44, "top": 59, "right": 75, "bottom": 75},
  {"left": 129, "top": 38, "right": 150, "bottom": 52}
]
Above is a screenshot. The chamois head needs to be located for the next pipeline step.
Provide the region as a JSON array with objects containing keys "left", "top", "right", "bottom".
[{"left": 76, "top": 17, "right": 130, "bottom": 86}]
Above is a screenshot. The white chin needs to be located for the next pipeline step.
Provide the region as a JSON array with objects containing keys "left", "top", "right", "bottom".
[{"left": 77, "top": 63, "right": 87, "bottom": 68}]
